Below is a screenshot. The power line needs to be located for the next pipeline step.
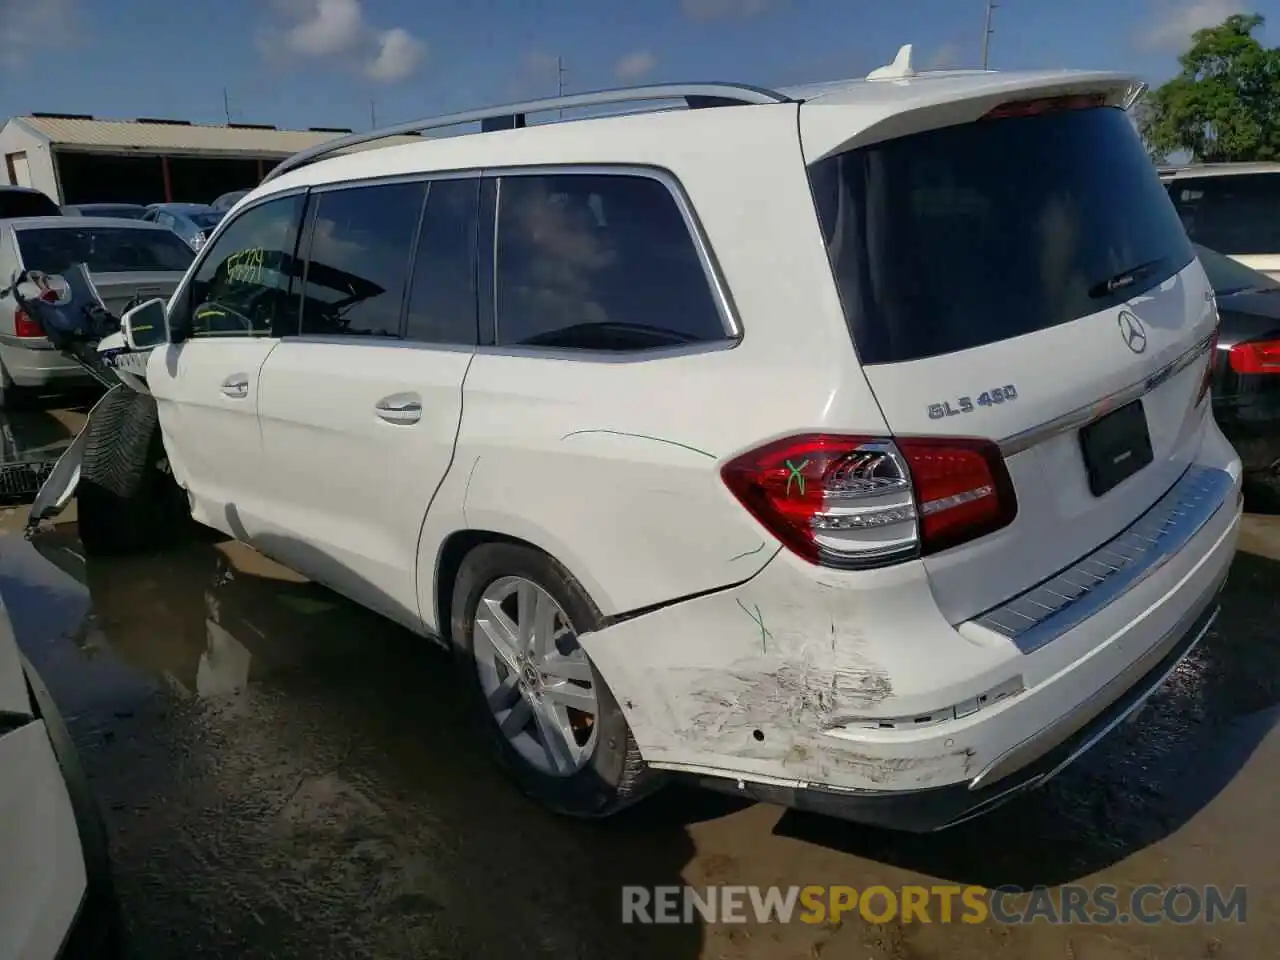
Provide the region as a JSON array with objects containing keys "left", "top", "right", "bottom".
[{"left": 982, "top": 1, "right": 998, "bottom": 70}]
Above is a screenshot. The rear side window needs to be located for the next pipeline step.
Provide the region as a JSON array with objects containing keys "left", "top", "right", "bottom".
[
  {"left": 1168, "top": 174, "right": 1280, "bottom": 256},
  {"left": 298, "top": 180, "right": 426, "bottom": 338},
  {"left": 17, "top": 226, "right": 195, "bottom": 273},
  {"left": 810, "top": 106, "right": 1195, "bottom": 365},
  {"left": 494, "top": 172, "right": 726, "bottom": 351},
  {"left": 0, "top": 189, "right": 59, "bottom": 218}
]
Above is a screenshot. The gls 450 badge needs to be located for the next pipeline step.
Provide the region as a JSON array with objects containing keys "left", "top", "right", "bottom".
[{"left": 927, "top": 385, "right": 1018, "bottom": 420}]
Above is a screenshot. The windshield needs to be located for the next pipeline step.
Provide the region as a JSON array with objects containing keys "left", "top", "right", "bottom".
[
  {"left": 809, "top": 106, "right": 1195, "bottom": 364},
  {"left": 17, "top": 225, "right": 196, "bottom": 273},
  {"left": 0, "top": 190, "right": 61, "bottom": 219},
  {"left": 79, "top": 205, "right": 148, "bottom": 219},
  {"left": 1193, "top": 243, "right": 1280, "bottom": 295}
]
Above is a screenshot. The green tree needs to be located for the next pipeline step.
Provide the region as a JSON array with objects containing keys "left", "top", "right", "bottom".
[{"left": 1139, "top": 13, "right": 1280, "bottom": 163}]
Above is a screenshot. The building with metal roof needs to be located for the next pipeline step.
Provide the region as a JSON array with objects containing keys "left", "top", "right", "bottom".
[{"left": 0, "top": 113, "right": 419, "bottom": 207}]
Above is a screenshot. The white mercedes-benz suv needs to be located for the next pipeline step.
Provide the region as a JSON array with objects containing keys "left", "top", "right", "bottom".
[{"left": 33, "top": 45, "right": 1242, "bottom": 830}]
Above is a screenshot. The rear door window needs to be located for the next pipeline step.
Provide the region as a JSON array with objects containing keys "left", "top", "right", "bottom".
[
  {"left": 403, "top": 178, "right": 480, "bottom": 346},
  {"left": 809, "top": 106, "right": 1195, "bottom": 365},
  {"left": 1167, "top": 173, "right": 1280, "bottom": 256},
  {"left": 297, "top": 180, "right": 427, "bottom": 339},
  {"left": 493, "top": 172, "right": 727, "bottom": 351}
]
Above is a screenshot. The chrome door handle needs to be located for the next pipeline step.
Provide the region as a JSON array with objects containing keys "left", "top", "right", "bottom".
[
  {"left": 221, "top": 375, "right": 249, "bottom": 399},
  {"left": 376, "top": 393, "right": 422, "bottom": 425}
]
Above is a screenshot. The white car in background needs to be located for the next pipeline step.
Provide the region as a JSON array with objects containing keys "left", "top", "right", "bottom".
[
  {"left": 0, "top": 589, "right": 120, "bottom": 958},
  {"left": 32, "top": 45, "right": 1242, "bottom": 831},
  {"left": 1160, "top": 162, "right": 1280, "bottom": 280}
]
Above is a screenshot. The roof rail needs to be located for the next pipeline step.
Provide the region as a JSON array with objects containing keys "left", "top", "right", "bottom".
[{"left": 262, "top": 81, "right": 791, "bottom": 183}]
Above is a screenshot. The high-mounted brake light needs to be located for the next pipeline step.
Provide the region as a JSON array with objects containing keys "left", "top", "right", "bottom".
[
  {"left": 1228, "top": 337, "right": 1280, "bottom": 375},
  {"left": 720, "top": 434, "right": 1017, "bottom": 569},
  {"left": 982, "top": 93, "right": 1109, "bottom": 120},
  {"left": 12, "top": 307, "right": 43, "bottom": 339}
]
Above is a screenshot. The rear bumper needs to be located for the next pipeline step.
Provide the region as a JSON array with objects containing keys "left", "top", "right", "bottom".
[
  {"left": 580, "top": 423, "right": 1243, "bottom": 830},
  {"left": 0, "top": 338, "right": 93, "bottom": 388},
  {"left": 695, "top": 579, "right": 1223, "bottom": 831},
  {"left": 1213, "top": 392, "right": 1280, "bottom": 477}
]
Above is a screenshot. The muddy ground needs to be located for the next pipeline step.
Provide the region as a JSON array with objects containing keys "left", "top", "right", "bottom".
[{"left": 1, "top": 405, "right": 1277, "bottom": 960}]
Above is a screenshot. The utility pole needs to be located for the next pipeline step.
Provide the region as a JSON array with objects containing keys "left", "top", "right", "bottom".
[
  {"left": 370, "top": 100, "right": 377, "bottom": 129},
  {"left": 556, "top": 55, "right": 566, "bottom": 118},
  {"left": 981, "top": 1, "right": 998, "bottom": 70},
  {"left": 222, "top": 88, "right": 231, "bottom": 125}
]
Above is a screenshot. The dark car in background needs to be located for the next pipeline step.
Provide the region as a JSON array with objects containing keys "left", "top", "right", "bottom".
[
  {"left": 141, "top": 202, "right": 224, "bottom": 252},
  {"left": 0, "top": 186, "right": 61, "bottom": 219},
  {"left": 61, "top": 203, "right": 148, "bottom": 220},
  {"left": 211, "top": 189, "right": 250, "bottom": 212},
  {"left": 1197, "top": 243, "right": 1280, "bottom": 500}
]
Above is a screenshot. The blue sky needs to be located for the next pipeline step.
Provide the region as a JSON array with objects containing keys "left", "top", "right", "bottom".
[{"left": 0, "top": 0, "right": 1275, "bottom": 132}]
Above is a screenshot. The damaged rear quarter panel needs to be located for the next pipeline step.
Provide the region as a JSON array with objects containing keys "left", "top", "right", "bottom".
[{"left": 579, "top": 549, "right": 1020, "bottom": 792}]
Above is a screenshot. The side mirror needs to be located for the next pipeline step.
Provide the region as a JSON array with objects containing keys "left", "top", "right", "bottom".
[{"left": 120, "top": 298, "right": 169, "bottom": 350}]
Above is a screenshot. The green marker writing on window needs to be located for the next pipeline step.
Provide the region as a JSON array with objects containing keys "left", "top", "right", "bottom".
[{"left": 785, "top": 459, "right": 810, "bottom": 497}]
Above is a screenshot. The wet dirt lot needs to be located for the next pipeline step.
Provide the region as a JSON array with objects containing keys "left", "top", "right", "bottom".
[{"left": 2, "top": 408, "right": 1279, "bottom": 960}]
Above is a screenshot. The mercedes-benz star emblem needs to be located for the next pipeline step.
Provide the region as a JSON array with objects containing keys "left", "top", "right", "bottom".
[{"left": 1118, "top": 310, "right": 1147, "bottom": 354}]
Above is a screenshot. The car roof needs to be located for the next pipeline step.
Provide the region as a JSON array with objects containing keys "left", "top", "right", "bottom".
[
  {"left": 1159, "top": 162, "right": 1280, "bottom": 179},
  {"left": 69, "top": 202, "right": 146, "bottom": 208},
  {"left": 5, "top": 215, "right": 176, "bottom": 230},
  {"left": 0, "top": 185, "right": 47, "bottom": 195},
  {"left": 252, "top": 65, "right": 1137, "bottom": 203}
]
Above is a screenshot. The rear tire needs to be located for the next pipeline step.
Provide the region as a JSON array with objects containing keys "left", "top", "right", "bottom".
[
  {"left": 77, "top": 388, "right": 189, "bottom": 557},
  {"left": 450, "top": 542, "right": 656, "bottom": 818}
]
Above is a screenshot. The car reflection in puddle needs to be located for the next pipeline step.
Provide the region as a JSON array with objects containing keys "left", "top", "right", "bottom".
[{"left": 29, "top": 523, "right": 382, "bottom": 701}]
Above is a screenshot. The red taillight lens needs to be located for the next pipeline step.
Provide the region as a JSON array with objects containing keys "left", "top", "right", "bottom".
[
  {"left": 1228, "top": 337, "right": 1280, "bottom": 375},
  {"left": 12, "top": 308, "right": 44, "bottom": 338},
  {"left": 897, "top": 438, "right": 1017, "bottom": 553},
  {"left": 982, "top": 93, "right": 1108, "bottom": 120},
  {"left": 720, "top": 434, "right": 1017, "bottom": 568}
]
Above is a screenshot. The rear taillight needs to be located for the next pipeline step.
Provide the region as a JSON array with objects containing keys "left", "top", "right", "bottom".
[
  {"left": 982, "top": 93, "right": 1108, "bottom": 120},
  {"left": 720, "top": 434, "right": 1017, "bottom": 568},
  {"left": 12, "top": 308, "right": 44, "bottom": 338},
  {"left": 1228, "top": 337, "right": 1280, "bottom": 375}
]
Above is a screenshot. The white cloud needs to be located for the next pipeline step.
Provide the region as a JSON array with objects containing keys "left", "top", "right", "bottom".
[
  {"left": 0, "top": 0, "right": 81, "bottom": 69},
  {"left": 614, "top": 50, "right": 657, "bottom": 81},
  {"left": 1136, "top": 0, "right": 1246, "bottom": 52},
  {"left": 681, "top": 0, "right": 775, "bottom": 22},
  {"left": 264, "top": 0, "right": 426, "bottom": 83},
  {"left": 365, "top": 27, "right": 425, "bottom": 82}
]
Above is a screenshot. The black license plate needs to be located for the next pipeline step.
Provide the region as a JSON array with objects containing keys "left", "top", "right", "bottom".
[{"left": 1078, "top": 399, "right": 1153, "bottom": 497}]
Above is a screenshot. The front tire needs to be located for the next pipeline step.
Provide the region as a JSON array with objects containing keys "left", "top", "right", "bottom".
[
  {"left": 450, "top": 542, "right": 655, "bottom": 818},
  {"left": 77, "top": 388, "right": 188, "bottom": 556}
]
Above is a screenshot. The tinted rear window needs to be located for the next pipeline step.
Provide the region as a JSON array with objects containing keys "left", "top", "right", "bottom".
[
  {"left": 1168, "top": 174, "right": 1280, "bottom": 255},
  {"left": 17, "top": 226, "right": 195, "bottom": 274},
  {"left": 809, "top": 106, "right": 1194, "bottom": 365},
  {"left": 0, "top": 190, "right": 60, "bottom": 218}
]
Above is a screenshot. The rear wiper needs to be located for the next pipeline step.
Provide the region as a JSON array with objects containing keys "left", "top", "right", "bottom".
[{"left": 1087, "top": 258, "right": 1167, "bottom": 299}]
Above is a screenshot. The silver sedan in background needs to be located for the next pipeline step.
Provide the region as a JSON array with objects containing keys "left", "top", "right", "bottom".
[{"left": 0, "top": 217, "right": 194, "bottom": 406}]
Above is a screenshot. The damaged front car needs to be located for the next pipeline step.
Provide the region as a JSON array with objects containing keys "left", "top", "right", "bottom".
[{"left": 10, "top": 265, "right": 178, "bottom": 545}]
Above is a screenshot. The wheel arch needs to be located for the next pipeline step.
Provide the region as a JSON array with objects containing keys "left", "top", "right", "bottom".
[{"left": 430, "top": 526, "right": 616, "bottom": 643}]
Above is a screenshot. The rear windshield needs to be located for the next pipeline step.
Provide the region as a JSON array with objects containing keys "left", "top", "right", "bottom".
[
  {"left": 0, "top": 190, "right": 60, "bottom": 219},
  {"left": 189, "top": 211, "right": 224, "bottom": 229},
  {"left": 1167, "top": 173, "right": 1280, "bottom": 256},
  {"left": 17, "top": 226, "right": 195, "bottom": 274},
  {"left": 809, "top": 106, "right": 1195, "bottom": 365}
]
